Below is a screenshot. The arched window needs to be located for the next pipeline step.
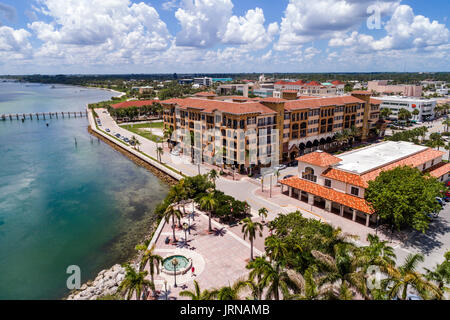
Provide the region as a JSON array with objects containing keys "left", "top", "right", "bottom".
[{"left": 302, "top": 167, "right": 317, "bottom": 182}]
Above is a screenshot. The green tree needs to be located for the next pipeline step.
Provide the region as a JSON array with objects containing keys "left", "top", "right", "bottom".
[
  {"left": 179, "top": 280, "right": 214, "bottom": 300},
  {"left": 258, "top": 207, "right": 268, "bottom": 222},
  {"left": 412, "top": 109, "right": 420, "bottom": 121},
  {"left": 199, "top": 192, "right": 218, "bottom": 232},
  {"left": 208, "top": 169, "right": 219, "bottom": 186},
  {"left": 264, "top": 235, "right": 288, "bottom": 262},
  {"left": 428, "top": 132, "right": 445, "bottom": 150},
  {"left": 398, "top": 108, "right": 412, "bottom": 127},
  {"left": 382, "top": 253, "right": 443, "bottom": 300},
  {"left": 156, "top": 145, "right": 164, "bottom": 163},
  {"left": 241, "top": 217, "right": 264, "bottom": 261},
  {"left": 247, "top": 257, "right": 302, "bottom": 300},
  {"left": 424, "top": 251, "right": 450, "bottom": 292},
  {"left": 163, "top": 205, "right": 182, "bottom": 242},
  {"left": 135, "top": 244, "right": 163, "bottom": 282},
  {"left": 365, "top": 166, "right": 443, "bottom": 232},
  {"left": 118, "top": 264, "right": 154, "bottom": 300},
  {"left": 380, "top": 108, "right": 392, "bottom": 120}
]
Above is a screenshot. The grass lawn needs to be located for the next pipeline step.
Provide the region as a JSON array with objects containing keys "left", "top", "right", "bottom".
[{"left": 120, "top": 122, "right": 164, "bottom": 143}]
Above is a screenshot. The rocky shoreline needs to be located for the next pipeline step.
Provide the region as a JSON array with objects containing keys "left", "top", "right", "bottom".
[
  {"left": 65, "top": 127, "right": 177, "bottom": 300},
  {"left": 66, "top": 263, "right": 129, "bottom": 300}
]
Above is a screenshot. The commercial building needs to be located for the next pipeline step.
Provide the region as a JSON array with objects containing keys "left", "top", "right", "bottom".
[
  {"left": 194, "top": 77, "right": 213, "bottom": 87},
  {"left": 368, "top": 80, "right": 422, "bottom": 97},
  {"left": 161, "top": 91, "right": 381, "bottom": 168},
  {"left": 379, "top": 96, "right": 436, "bottom": 121},
  {"left": 274, "top": 80, "right": 339, "bottom": 97},
  {"left": 280, "top": 141, "right": 450, "bottom": 227}
]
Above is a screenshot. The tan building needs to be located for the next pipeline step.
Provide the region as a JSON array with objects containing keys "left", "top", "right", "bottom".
[
  {"left": 280, "top": 141, "right": 450, "bottom": 227},
  {"left": 161, "top": 92, "right": 381, "bottom": 170}
]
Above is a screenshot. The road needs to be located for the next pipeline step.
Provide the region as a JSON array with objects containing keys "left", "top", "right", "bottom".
[{"left": 95, "top": 108, "right": 449, "bottom": 273}]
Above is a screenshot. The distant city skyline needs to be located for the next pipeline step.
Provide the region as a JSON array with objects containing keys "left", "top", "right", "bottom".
[{"left": 0, "top": 0, "right": 449, "bottom": 74}]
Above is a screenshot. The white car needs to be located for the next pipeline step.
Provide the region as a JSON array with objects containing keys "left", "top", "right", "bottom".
[
  {"left": 274, "top": 164, "right": 287, "bottom": 171},
  {"left": 170, "top": 150, "right": 180, "bottom": 156}
]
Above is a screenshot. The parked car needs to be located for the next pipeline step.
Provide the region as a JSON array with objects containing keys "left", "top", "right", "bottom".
[
  {"left": 274, "top": 164, "right": 287, "bottom": 171},
  {"left": 115, "top": 133, "right": 121, "bottom": 138},
  {"left": 170, "top": 150, "right": 180, "bottom": 156},
  {"left": 436, "top": 197, "right": 444, "bottom": 206},
  {"left": 105, "top": 128, "right": 110, "bottom": 132},
  {"left": 283, "top": 175, "right": 294, "bottom": 180},
  {"left": 124, "top": 138, "right": 130, "bottom": 143}
]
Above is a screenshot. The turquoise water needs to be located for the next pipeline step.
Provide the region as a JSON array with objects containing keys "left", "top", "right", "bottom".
[{"left": 0, "top": 82, "right": 169, "bottom": 299}]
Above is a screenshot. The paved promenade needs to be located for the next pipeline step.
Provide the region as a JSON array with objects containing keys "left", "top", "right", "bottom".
[{"left": 89, "top": 108, "right": 450, "bottom": 297}]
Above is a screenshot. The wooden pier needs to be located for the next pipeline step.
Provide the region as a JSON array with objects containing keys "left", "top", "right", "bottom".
[{"left": 0, "top": 110, "right": 88, "bottom": 121}]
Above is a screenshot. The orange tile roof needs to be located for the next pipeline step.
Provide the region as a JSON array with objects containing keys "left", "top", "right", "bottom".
[
  {"left": 280, "top": 177, "right": 374, "bottom": 214},
  {"left": 297, "top": 151, "right": 342, "bottom": 167},
  {"left": 194, "top": 91, "right": 217, "bottom": 97},
  {"left": 322, "top": 168, "right": 369, "bottom": 188},
  {"left": 111, "top": 100, "right": 157, "bottom": 109},
  {"left": 370, "top": 98, "right": 381, "bottom": 105},
  {"left": 285, "top": 96, "right": 364, "bottom": 111},
  {"left": 425, "top": 162, "right": 450, "bottom": 178},
  {"left": 260, "top": 97, "right": 287, "bottom": 103},
  {"left": 275, "top": 80, "right": 305, "bottom": 86},
  {"left": 282, "top": 90, "right": 298, "bottom": 93},
  {"left": 352, "top": 90, "right": 372, "bottom": 95},
  {"left": 161, "top": 98, "right": 276, "bottom": 115},
  {"left": 305, "top": 81, "right": 321, "bottom": 86},
  {"left": 331, "top": 80, "right": 345, "bottom": 85},
  {"left": 361, "top": 148, "right": 445, "bottom": 181}
]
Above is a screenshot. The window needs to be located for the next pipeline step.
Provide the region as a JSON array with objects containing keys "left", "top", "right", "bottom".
[
  {"left": 324, "top": 179, "right": 332, "bottom": 188},
  {"left": 351, "top": 187, "right": 359, "bottom": 196},
  {"left": 302, "top": 167, "right": 317, "bottom": 183}
]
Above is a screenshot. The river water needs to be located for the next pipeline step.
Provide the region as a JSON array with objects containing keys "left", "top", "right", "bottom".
[{"left": 0, "top": 82, "right": 169, "bottom": 299}]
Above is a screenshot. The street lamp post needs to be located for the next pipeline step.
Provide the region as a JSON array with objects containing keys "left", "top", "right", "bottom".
[
  {"left": 269, "top": 174, "right": 272, "bottom": 198},
  {"left": 183, "top": 222, "right": 189, "bottom": 243},
  {"left": 164, "top": 279, "right": 168, "bottom": 300},
  {"left": 172, "top": 258, "right": 179, "bottom": 288}
]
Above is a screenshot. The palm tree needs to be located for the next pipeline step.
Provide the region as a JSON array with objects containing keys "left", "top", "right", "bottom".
[
  {"left": 412, "top": 109, "right": 420, "bottom": 122},
  {"left": 424, "top": 251, "right": 450, "bottom": 292},
  {"left": 264, "top": 236, "right": 288, "bottom": 263},
  {"left": 380, "top": 108, "right": 392, "bottom": 120},
  {"left": 179, "top": 280, "right": 214, "bottom": 300},
  {"left": 208, "top": 169, "right": 219, "bottom": 186},
  {"left": 428, "top": 132, "right": 445, "bottom": 150},
  {"left": 164, "top": 205, "right": 182, "bottom": 243},
  {"left": 242, "top": 217, "right": 263, "bottom": 261},
  {"left": 135, "top": 244, "right": 163, "bottom": 282},
  {"left": 118, "top": 264, "right": 154, "bottom": 300},
  {"left": 156, "top": 145, "right": 164, "bottom": 163},
  {"left": 311, "top": 242, "right": 369, "bottom": 300},
  {"left": 274, "top": 169, "right": 280, "bottom": 185},
  {"left": 163, "top": 127, "right": 173, "bottom": 149},
  {"left": 383, "top": 253, "right": 443, "bottom": 300},
  {"left": 247, "top": 257, "right": 302, "bottom": 300},
  {"left": 398, "top": 108, "right": 412, "bottom": 128},
  {"left": 357, "top": 234, "right": 396, "bottom": 271},
  {"left": 198, "top": 192, "right": 218, "bottom": 232},
  {"left": 258, "top": 207, "right": 268, "bottom": 223},
  {"left": 130, "top": 135, "right": 138, "bottom": 149},
  {"left": 443, "top": 118, "right": 450, "bottom": 133}
]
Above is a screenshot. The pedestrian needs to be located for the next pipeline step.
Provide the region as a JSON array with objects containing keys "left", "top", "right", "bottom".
[{"left": 191, "top": 266, "right": 195, "bottom": 277}]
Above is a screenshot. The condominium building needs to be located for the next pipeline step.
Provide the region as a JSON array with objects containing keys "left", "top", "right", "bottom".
[
  {"left": 379, "top": 96, "right": 436, "bottom": 121},
  {"left": 194, "top": 77, "right": 213, "bottom": 87},
  {"left": 274, "top": 80, "right": 338, "bottom": 97},
  {"left": 162, "top": 91, "right": 381, "bottom": 169},
  {"left": 368, "top": 80, "right": 422, "bottom": 97},
  {"left": 280, "top": 141, "right": 450, "bottom": 227}
]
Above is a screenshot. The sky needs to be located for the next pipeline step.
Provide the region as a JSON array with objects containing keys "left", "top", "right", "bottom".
[{"left": 0, "top": 0, "right": 449, "bottom": 74}]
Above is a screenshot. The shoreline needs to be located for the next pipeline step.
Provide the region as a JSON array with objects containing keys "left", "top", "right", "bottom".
[{"left": 66, "top": 127, "right": 178, "bottom": 300}]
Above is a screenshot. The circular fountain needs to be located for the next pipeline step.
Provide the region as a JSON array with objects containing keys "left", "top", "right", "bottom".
[{"left": 161, "top": 255, "right": 192, "bottom": 275}]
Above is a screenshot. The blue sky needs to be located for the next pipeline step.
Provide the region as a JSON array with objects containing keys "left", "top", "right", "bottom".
[{"left": 0, "top": 0, "right": 449, "bottom": 74}]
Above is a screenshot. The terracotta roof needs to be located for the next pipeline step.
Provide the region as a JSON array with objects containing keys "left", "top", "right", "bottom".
[
  {"left": 322, "top": 168, "right": 369, "bottom": 188},
  {"left": 285, "top": 96, "right": 364, "bottom": 111},
  {"left": 280, "top": 177, "right": 374, "bottom": 214},
  {"left": 194, "top": 91, "right": 217, "bottom": 97},
  {"left": 296, "top": 151, "right": 342, "bottom": 167},
  {"left": 214, "top": 96, "right": 261, "bottom": 102},
  {"left": 111, "top": 100, "right": 157, "bottom": 109},
  {"left": 282, "top": 90, "right": 298, "bottom": 93},
  {"left": 161, "top": 98, "right": 276, "bottom": 115},
  {"left": 370, "top": 98, "right": 381, "bottom": 105},
  {"left": 275, "top": 80, "right": 305, "bottom": 86},
  {"left": 305, "top": 81, "right": 321, "bottom": 86},
  {"left": 352, "top": 90, "right": 372, "bottom": 95},
  {"left": 261, "top": 97, "right": 287, "bottom": 103},
  {"left": 361, "top": 148, "right": 445, "bottom": 181},
  {"left": 331, "top": 80, "right": 345, "bottom": 85},
  {"left": 425, "top": 162, "right": 450, "bottom": 178}
]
